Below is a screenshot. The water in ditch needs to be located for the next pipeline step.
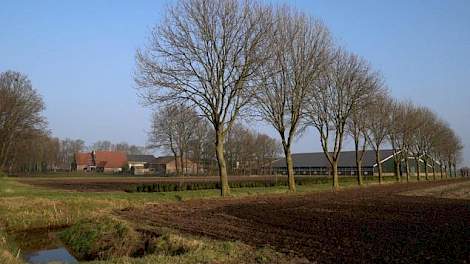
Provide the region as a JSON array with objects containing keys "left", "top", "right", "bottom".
[{"left": 13, "top": 229, "right": 78, "bottom": 264}]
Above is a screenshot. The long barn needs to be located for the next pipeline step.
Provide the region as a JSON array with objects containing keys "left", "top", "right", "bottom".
[{"left": 271, "top": 150, "right": 434, "bottom": 176}]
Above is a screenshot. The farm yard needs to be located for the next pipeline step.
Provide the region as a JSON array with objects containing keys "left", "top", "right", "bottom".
[{"left": 0, "top": 174, "right": 469, "bottom": 263}]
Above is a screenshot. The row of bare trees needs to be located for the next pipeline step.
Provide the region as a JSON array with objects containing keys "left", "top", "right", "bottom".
[
  {"left": 386, "top": 100, "right": 463, "bottom": 184},
  {"left": 347, "top": 96, "right": 463, "bottom": 187},
  {"left": 135, "top": 0, "right": 463, "bottom": 195},
  {"left": 148, "top": 105, "right": 281, "bottom": 176}
]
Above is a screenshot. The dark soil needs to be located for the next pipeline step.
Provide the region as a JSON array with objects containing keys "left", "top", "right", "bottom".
[
  {"left": 119, "top": 179, "right": 470, "bottom": 263},
  {"left": 17, "top": 175, "right": 303, "bottom": 192}
]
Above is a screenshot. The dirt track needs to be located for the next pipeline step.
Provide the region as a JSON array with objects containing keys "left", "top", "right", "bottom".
[{"left": 120, "top": 179, "right": 470, "bottom": 263}]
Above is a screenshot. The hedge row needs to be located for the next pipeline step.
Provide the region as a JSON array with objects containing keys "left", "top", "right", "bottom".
[
  {"left": 124, "top": 175, "right": 397, "bottom": 193},
  {"left": 126, "top": 177, "right": 332, "bottom": 193}
]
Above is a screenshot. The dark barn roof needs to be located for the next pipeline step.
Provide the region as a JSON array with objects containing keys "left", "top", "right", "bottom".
[
  {"left": 272, "top": 150, "right": 395, "bottom": 168},
  {"left": 153, "top": 156, "right": 177, "bottom": 164},
  {"left": 127, "top": 154, "right": 157, "bottom": 163}
]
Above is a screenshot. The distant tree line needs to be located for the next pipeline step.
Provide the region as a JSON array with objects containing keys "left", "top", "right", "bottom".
[
  {"left": 0, "top": 71, "right": 148, "bottom": 174},
  {"left": 89, "top": 140, "right": 148, "bottom": 155},
  {"left": 135, "top": 0, "right": 464, "bottom": 195},
  {"left": 148, "top": 105, "right": 281, "bottom": 176}
]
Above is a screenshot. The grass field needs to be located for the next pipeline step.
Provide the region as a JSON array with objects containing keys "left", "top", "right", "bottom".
[{"left": 0, "top": 173, "right": 463, "bottom": 263}]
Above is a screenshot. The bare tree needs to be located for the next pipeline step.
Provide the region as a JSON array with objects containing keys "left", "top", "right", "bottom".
[
  {"left": 91, "top": 140, "right": 113, "bottom": 151},
  {"left": 419, "top": 109, "right": 439, "bottom": 181},
  {"left": 409, "top": 106, "right": 436, "bottom": 181},
  {"left": 187, "top": 119, "right": 211, "bottom": 175},
  {"left": 115, "top": 143, "right": 148, "bottom": 155},
  {"left": 347, "top": 101, "right": 371, "bottom": 185},
  {"left": 253, "top": 133, "right": 282, "bottom": 175},
  {"left": 135, "top": 0, "right": 271, "bottom": 196},
  {"left": 224, "top": 123, "right": 280, "bottom": 175},
  {"left": 172, "top": 106, "right": 200, "bottom": 175},
  {"left": 306, "top": 49, "right": 382, "bottom": 189},
  {"left": 0, "top": 71, "right": 47, "bottom": 172},
  {"left": 366, "top": 94, "right": 392, "bottom": 184},
  {"left": 59, "top": 138, "right": 85, "bottom": 170},
  {"left": 225, "top": 123, "right": 252, "bottom": 175},
  {"left": 253, "top": 7, "right": 331, "bottom": 191},
  {"left": 387, "top": 101, "right": 418, "bottom": 183},
  {"left": 148, "top": 105, "right": 198, "bottom": 176},
  {"left": 428, "top": 119, "right": 451, "bottom": 180},
  {"left": 149, "top": 107, "right": 179, "bottom": 174},
  {"left": 444, "top": 130, "right": 463, "bottom": 178}
]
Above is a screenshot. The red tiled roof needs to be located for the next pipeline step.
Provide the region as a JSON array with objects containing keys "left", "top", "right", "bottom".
[
  {"left": 75, "top": 151, "right": 128, "bottom": 169},
  {"left": 95, "top": 151, "right": 127, "bottom": 169},
  {"left": 75, "top": 152, "right": 92, "bottom": 166}
]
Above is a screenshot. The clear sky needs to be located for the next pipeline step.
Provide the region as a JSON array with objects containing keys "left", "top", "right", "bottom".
[{"left": 1, "top": 0, "right": 469, "bottom": 165}]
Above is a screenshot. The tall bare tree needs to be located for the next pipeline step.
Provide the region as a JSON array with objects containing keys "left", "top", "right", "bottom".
[
  {"left": 254, "top": 7, "right": 331, "bottom": 191},
  {"left": 135, "top": 0, "right": 271, "bottom": 196},
  {"left": 409, "top": 106, "right": 436, "bottom": 181},
  {"left": 366, "top": 94, "right": 392, "bottom": 184},
  {"left": 306, "top": 49, "right": 382, "bottom": 189},
  {"left": 347, "top": 101, "right": 371, "bottom": 185},
  {"left": 387, "top": 101, "right": 417, "bottom": 183},
  {"left": 0, "top": 71, "right": 46, "bottom": 172}
]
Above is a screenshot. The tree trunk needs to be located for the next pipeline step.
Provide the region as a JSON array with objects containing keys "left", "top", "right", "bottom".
[
  {"left": 394, "top": 159, "right": 401, "bottom": 182},
  {"left": 172, "top": 150, "right": 179, "bottom": 176},
  {"left": 356, "top": 160, "right": 363, "bottom": 186},
  {"left": 405, "top": 158, "right": 410, "bottom": 183},
  {"left": 179, "top": 154, "right": 185, "bottom": 176},
  {"left": 284, "top": 146, "right": 296, "bottom": 192},
  {"left": 215, "top": 131, "right": 230, "bottom": 196},
  {"left": 424, "top": 157, "right": 429, "bottom": 181},
  {"left": 332, "top": 160, "right": 339, "bottom": 190},
  {"left": 354, "top": 141, "right": 363, "bottom": 186},
  {"left": 454, "top": 163, "right": 457, "bottom": 178},
  {"left": 447, "top": 161, "right": 452, "bottom": 178},
  {"left": 432, "top": 160, "right": 436, "bottom": 181},
  {"left": 375, "top": 150, "right": 383, "bottom": 184},
  {"left": 415, "top": 156, "right": 420, "bottom": 181}
]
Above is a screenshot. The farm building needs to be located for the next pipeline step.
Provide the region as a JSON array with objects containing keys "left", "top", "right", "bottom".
[
  {"left": 272, "top": 150, "right": 436, "bottom": 176},
  {"left": 127, "top": 154, "right": 158, "bottom": 175},
  {"left": 74, "top": 151, "right": 127, "bottom": 173},
  {"left": 153, "top": 156, "right": 198, "bottom": 176}
]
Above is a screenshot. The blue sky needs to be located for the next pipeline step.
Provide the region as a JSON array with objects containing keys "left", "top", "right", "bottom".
[{"left": 1, "top": 0, "right": 469, "bottom": 165}]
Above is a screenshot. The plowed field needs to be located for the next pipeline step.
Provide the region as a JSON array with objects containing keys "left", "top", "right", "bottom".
[
  {"left": 119, "top": 180, "right": 470, "bottom": 263},
  {"left": 17, "top": 175, "right": 288, "bottom": 192}
]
